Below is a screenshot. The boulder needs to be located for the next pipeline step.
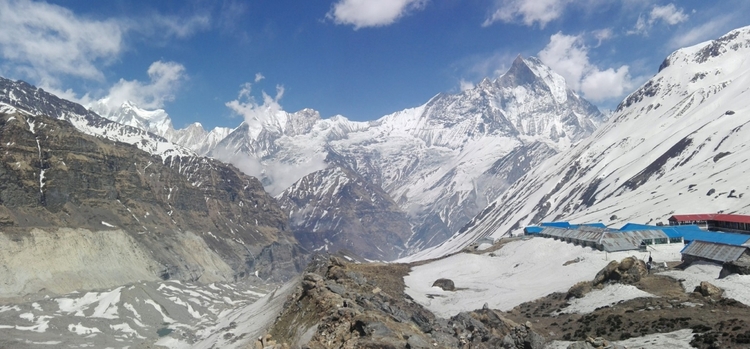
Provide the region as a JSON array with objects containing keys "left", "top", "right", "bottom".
[
  {"left": 694, "top": 281, "right": 724, "bottom": 298},
  {"left": 593, "top": 257, "right": 647, "bottom": 286},
  {"left": 432, "top": 278, "right": 456, "bottom": 291}
]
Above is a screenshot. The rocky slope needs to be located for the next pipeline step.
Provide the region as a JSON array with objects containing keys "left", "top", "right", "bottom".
[
  {"left": 276, "top": 157, "right": 413, "bottom": 261},
  {"left": 410, "top": 25, "right": 750, "bottom": 260},
  {"left": 0, "top": 103, "right": 305, "bottom": 298}
]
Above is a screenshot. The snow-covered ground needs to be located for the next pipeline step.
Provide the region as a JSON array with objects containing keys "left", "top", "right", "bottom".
[
  {"left": 545, "top": 329, "right": 695, "bottom": 349},
  {"left": 659, "top": 261, "right": 750, "bottom": 306},
  {"left": 558, "top": 284, "right": 655, "bottom": 314},
  {"left": 403, "top": 237, "right": 684, "bottom": 317},
  {"left": 0, "top": 279, "right": 281, "bottom": 348}
]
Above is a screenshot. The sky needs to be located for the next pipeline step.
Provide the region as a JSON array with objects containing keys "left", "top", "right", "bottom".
[{"left": 1, "top": 0, "right": 750, "bottom": 130}]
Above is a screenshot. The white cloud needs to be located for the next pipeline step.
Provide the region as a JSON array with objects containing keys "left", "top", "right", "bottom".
[
  {"left": 580, "top": 66, "right": 632, "bottom": 102},
  {"left": 225, "top": 82, "right": 286, "bottom": 136},
  {"left": 0, "top": 0, "right": 208, "bottom": 91},
  {"left": 327, "top": 0, "right": 427, "bottom": 29},
  {"left": 220, "top": 83, "right": 327, "bottom": 195},
  {"left": 254, "top": 73, "right": 265, "bottom": 83},
  {"left": 539, "top": 32, "right": 636, "bottom": 103},
  {"left": 125, "top": 13, "right": 210, "bottom": 42},
  {"left": 484, "top": 0, "right": 571, "bottom": 28},
  {"left": 459, "top": 79, "right": 475, "bottom": 91},
  {"left": 538, "top": 33, "right": 588, "bottom": 91},
  {"left": 650, "top": 4, "right": 689, "bottom": 25},
  {"left": 97, "top": 61, "right": 187, "bottom": 110},
  {"left": 592, "top": 28, "right": 613, "bottom": 47},
  {"left": 628, "top": 3, "right": 688, "bottom": 35},
  {"left": 0, "top": 0, "right": 124, "bottom": 84}
]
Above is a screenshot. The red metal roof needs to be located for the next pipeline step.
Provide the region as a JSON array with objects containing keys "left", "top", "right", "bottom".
[{"left": 669, "top": 214, "right": 750, "bottom": 224}]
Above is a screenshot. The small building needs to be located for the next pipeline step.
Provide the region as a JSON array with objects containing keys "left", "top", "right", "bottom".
[
  {"left": 668, "top": 213, "right": 750, "bottom": 234},
  {"left": 680, "top": 240, "right": 750, "bottom": 264}
]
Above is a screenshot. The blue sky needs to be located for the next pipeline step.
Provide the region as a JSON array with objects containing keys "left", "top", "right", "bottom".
[{"left": 1, "top": 0, "right": 749, "bottom": 129}]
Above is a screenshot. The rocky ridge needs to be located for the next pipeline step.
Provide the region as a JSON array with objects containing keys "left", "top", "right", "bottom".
[{"left": 261, "top": 255, "right": 547, "bottom": 349}]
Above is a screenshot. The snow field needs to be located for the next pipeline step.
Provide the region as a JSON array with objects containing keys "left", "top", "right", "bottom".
[
  {"left": 545, "top": 329, "right": 695, "bottom": 349},
  {"left": 404, "top": 237, "right": 683, "bottom": 318},
  {"left": 558, "top": 284, "right": 655, "bottom": 314}
]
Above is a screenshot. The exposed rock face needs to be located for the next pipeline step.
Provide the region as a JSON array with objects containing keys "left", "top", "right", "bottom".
[
  {"left": 264, "top": 255, "right": 546, "bottom": 349},
  {"left": 0, "top": 108, "right": 305, "bottom": 297},
  {"left": 593, "top": 257, "right": 647, "bottom": 286},
  {"left": 566, "top": 281, "right": 593, "bottom": 299},
  {"left": 432, "top": 278, "right": 456, "bottom": 291},
  {"left": 276, "top": 162, "right": 412, "bottom": 261}
]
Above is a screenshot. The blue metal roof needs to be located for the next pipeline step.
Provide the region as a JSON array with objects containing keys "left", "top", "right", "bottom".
[
  {"left": 678, "top": 230, "right": 750, "bottom": 245},
  {"left": 613, "top": 223, "right": 750, "bottom": 245},
  {"left": 524, "top": 226, "right": 543, "bottom": 234},
  {"left": 541, "top": 221, "right": 571, "bottom": 228},
  {"left": 619, "top": 223, "right": 660, "bottom": 231}
]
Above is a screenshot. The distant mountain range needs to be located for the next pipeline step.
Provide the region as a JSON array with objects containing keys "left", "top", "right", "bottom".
[{"left": 83, "top": 55, "right": 605, "bottom": 259}]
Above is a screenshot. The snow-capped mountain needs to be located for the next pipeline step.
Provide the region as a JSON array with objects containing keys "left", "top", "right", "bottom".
[
  {"left": 171, "top": 122, "right": 233, "bottom": 155},
  {"left": 89, "top": 100, "right": 173, "bottom": 138},
  {"left": 409, "top": 25, "right": 750, "bottom": 261},
  {"left": 0, "top": 78, "right": 193, "bottom": 159},
  {"left": 164, "top": 55, "right": 604, "bottom": 256},
  {"left": 89, "top": 100, "right": 233, "bottom": 155},
  {"left": 57, "top": 55, "right": 602, "bottom": 257}
]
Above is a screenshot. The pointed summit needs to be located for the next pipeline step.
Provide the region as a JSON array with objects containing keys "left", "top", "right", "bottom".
[{"left": 497, "top": 54, "right": 539, "bottom": 87}]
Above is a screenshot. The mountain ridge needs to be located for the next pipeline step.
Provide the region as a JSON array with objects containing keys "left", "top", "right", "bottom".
[{"left": 405, "top": 25, "right": 750, "bottom": 261}]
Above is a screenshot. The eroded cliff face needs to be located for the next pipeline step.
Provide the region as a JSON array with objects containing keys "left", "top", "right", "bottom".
[{"left": 0, "top": 108, "right": 306, "bottom": 298}]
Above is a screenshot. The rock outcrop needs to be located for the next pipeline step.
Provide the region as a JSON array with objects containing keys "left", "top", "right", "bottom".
[
  {"left": 593, "top": 257, "right": 647, "bottom": 286},
  {"left": 264, "top": 255, "right": 546, "bottom": 349},
  {"left": 432, "top": 278, "right": 456, "bottom": 291}
]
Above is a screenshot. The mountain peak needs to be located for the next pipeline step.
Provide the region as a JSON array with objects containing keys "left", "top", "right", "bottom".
[{"left": 498, "top": 54, "right": 538, "bottom": 87}]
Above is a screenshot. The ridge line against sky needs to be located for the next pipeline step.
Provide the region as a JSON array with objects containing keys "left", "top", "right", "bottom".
[{"left": 1, "top": 0, "right": 749, "bottom": 130}]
